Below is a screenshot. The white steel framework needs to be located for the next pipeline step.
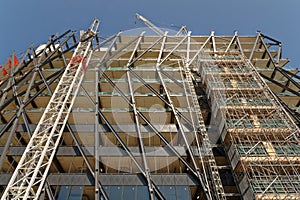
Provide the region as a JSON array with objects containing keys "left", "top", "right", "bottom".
[
  {"left": 1, "top": 20, "right": 99, "bottom": 200},
  {"left": 0, "top": 15, "right": 299, "bottom": 200}
]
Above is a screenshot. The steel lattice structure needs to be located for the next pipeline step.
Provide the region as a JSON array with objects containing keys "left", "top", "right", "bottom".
[{"left": 0, "top": 17, "right": 299, "bottom": 200}]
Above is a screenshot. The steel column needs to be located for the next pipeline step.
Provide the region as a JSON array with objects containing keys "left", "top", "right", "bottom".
[
  {"left": 126, "top": 32, "right": 156, "bottom": 200},
  {"left": 156, "top": 32, "right": 211, "bottom": 198}
]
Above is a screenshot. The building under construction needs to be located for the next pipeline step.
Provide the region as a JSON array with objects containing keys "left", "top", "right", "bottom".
[{"left": 0, "top": 15, "right": 299, "bottom": 200}]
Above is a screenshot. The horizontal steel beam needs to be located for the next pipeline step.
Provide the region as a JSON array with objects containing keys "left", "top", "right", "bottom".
[
  {"left": 0, "top": 173, "right": 235, "bottom": 186},
  {"left": 0, "top": 146, "right": 209, "bottom": 157},
  {"left": 0, "top": 124, "right": 193, "bottom": 133}
]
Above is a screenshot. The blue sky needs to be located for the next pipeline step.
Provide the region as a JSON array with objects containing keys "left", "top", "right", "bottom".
[{"left": 0, "top": 0, "right": 299, "bottom": 68}]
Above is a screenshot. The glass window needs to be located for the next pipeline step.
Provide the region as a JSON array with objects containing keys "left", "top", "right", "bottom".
[
  {"left": 58, "top": 186, "right": 71, "bottom": 200},
  {"left": 123, "top": 186, "right": 137, "bottom": 200},
  {"left": 69, "top": 186, "right": 83, "bottom": 200},
  {"left": 102, "top": 186, "right": 110, "bottom": 199},
  {"left": 176, "top": 186, "right": 190, "bottom": 200},
  {"left": 102, "top": 185, "right": 191, "bottom": 199},
  {"left": 137, "top": 186, "right": 149, "bottom": 200},
  {"left": 109, "top": 186, "right": 122, "bottom": 200},
  {"left": 161, "top": 186, "right": 176, "bottom": 199}
]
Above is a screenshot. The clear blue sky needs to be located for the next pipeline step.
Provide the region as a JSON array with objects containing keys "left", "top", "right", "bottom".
[{"left": 0, "top": 0, "right": 299, "bottom": 68}]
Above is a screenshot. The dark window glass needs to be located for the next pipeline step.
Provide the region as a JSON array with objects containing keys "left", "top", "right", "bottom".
[
  {"left": 110, "top": 186, "right": 122, "bottom": 200},
  {"left": 101, "top": 186, "right": 110, "bottom": 199},
  {"left": 69, "top": 186, "right": 83, "bottom": 200},
  {"left": 161, "top": 186, "right": 176, "bottom": 199},
  {"left": 176, "top": 186, "right": 190, "bottom": 200},
  {"left": 137, "top": 186, "right": 149, "bottom": 200},
  {"left": 123, "top": 186, "right": 137, "bottom": 200},
  {"left": 58, "top": 186, "right": 71, "bottom": 200}
]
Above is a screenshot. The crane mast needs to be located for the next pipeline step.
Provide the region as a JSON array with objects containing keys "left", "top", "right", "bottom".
[
  {"left": 135, "top": 13, "right": 164, "bottom": 36},
  {"left": 1, "top": 19, "right": 99, "bottom": 200}
]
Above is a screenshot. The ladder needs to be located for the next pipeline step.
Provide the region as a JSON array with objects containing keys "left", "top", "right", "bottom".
[
  {"left": 184, "top": 67, "right": 226, "bottom": 200},
  {"left": 1, "top": 19, "right": 99, "bottom": 200}
]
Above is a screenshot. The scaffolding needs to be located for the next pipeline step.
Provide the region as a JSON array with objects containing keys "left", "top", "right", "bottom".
[{"left": 198, "top": 52, "right": 300, "bottom": 199}]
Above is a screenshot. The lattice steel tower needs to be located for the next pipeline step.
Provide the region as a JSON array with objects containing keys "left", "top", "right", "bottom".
[{"left": 0, "top": 15, "right": 299, "bottom": 200}]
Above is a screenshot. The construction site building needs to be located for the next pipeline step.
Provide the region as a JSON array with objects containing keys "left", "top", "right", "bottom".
[{"left": 0, "top": 18, "right": 299, "bottom": 200}]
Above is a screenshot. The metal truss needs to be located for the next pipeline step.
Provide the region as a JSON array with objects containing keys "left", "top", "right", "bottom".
[
  {"left": 0, "top": 21, "right": 109, "bottom": 200},
  {"left": 1, "top": 19, "right": 99, "bottom": 200},
  {"left": 0, "top": 30, "right": 80, "bottom": 193},
  {"left": 184, "top": 65, "right": 226, "bottom": 200}
]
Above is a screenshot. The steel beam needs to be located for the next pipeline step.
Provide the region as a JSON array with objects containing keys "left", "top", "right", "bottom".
[
  {"left": 95, "top": 36, "right": 165, "bottom": 199},
  {"left": 97, "top": 110, "right": 165, "bottom": 200},
  {"left": 0, "top": 70, "right": 64, "bottom": 137},
  {"left": 156, "top": 32, "right": 211, "bottom": 198},
  {"left": 0, "top": 65, "right": 38, "bottom": 171},
  {"left": 189, "top": 34, "right": 212, "bottom": 65},
  {"left": 211, "top": 31, "right": 217, "bottom": 53},
  {"left": 249, "top": 32, "right": 260, "bottom": 61},
  {"left": 259, "top": 73, "right": 300, "bottom": 97},
  {"left": 0, "top": 173, "right": 205, "bottom": 186},
  {"left": 0, "top": 146, "right": 208, "bottom": 157},
  {"left": 126, "top": 32, "right": 157, "bottom": 200}
]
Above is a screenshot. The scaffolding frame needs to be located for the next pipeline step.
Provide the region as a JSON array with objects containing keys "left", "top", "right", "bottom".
[{"left": 198, "top": 52, "right": 300, "bottom": 199}]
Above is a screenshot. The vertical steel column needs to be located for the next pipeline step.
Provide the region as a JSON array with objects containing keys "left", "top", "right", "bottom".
[
  {"left": 94, "top": 39, "right": 109, "bottom": 199},
  {"left": 155, "top": 32, "right": 211, "bottom": 198},
  {"left": 126, "top": 32, "right": 156, "bottom": 200},
  {"left": 127, "top": 67, "right": 155, "bottom": 199},
  {"left": 95, "top": 62, "right": 100, "bottom": 200},
  {"left": 94, "top": 33, "right": 122, "bottom": 200},
  {"left": 277, "top": 42, "right": 282, "bottom": 64},
  {"left": 211, "top": 31, "right": 217, "bottom": 53}
]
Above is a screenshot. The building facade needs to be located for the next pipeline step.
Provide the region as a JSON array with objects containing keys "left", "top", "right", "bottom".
[{"left": 0, "top": 19, "right": 299, "bottom": 200}]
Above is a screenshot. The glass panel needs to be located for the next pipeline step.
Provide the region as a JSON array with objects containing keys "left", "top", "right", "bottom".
[
  {"left": 123, "top": 186, "right": 137, "bottom": 200},
  {"left": 100, "top": 186, "right": 110, "bottom": 200},
  {"left": 58, "top": 186, "right": 71, "bottom": 200},
  {"left": 137, "top": 186, "right": 149, "bottom": 200},
  {"left": 160, "top": 186, "right": 176, "bottom": 199},
  {"left": 69, "top": 186, "right": 83, "bottom": 200},
  {"left": 109, "top": 186, "right": 122, "bottom": 200},
  {"left": 176, "top": 186, "right": 190, "bottom": 200}
]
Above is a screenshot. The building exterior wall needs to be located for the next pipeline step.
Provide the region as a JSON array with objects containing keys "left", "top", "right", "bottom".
[{"left": 0, "top": 26, "right": 299, "bottom": 200}]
